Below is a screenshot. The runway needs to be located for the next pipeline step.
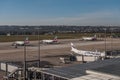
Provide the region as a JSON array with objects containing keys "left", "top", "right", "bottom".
[
  {"left": 0, "top": 38, "right": 119, "bottom": 67},
  {"left": 0, "top": 38, "right": 120, "bottom": 54},
  {"left": 29, "top": 40, "right": 120, "bottom": 50}
]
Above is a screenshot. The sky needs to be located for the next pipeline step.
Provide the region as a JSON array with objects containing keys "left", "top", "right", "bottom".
[{"left": 0, "top": 0, "right": 120, "bottom": 26}]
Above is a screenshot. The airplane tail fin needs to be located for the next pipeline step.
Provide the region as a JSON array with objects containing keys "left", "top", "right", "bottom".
[
  {"left": 93, "top": 34, "right": 97, "bottom": 40},
  {"left": 71, "top": 43, "right": 75, "bottom": 51},
  {"left": 53, "top": 36, "right": 58, "bottom": 42},
  {"left": 71, "top": 43, "right": 74, "bottom": 47},
  {"left": 94, "top": 34, "right": 97, "bottom": 38},
  {"left": 24, "top": 37, "right": 29, "bottom": 44},
  {"left": 70, "top": 43, "right": 80, "bottom": 54}
]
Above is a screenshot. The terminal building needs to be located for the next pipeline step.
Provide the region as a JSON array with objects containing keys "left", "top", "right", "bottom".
[{"left": 1, "top": 58, "right": 120, "bottom": 80}]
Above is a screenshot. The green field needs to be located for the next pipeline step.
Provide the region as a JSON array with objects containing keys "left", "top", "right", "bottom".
[
  {"left": 0, "top": 33, "right": 119, "bottom": 42},
  {"left": 0, "top": 33, "right": 82, "bottom": 42}
]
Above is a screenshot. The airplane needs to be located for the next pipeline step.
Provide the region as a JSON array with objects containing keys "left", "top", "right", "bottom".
[
  {"left": 42, "top": 36, "right": 59, "bottom": 44},
  {"left": 70, "top": 43, "right": 105, "bottom": 57},
  {"left": 82, "top": 34, "right": 97, "bottom": 41},
  {"left": 12, "top": 37, "right": 29, "bottom": 46}
]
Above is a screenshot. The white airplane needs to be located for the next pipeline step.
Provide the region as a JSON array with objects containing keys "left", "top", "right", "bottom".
[
  {"left": 12, "top": 37, "right": 29, "bottom": 46},
  {"left": 82, "top": 34, "right": 97, "bottom": 41},
  {"left": 42, "top": 36, "right": 58, "bottom": 44},
  {"left": 70, "top": 43, "right": 105, "bottom": 57}
]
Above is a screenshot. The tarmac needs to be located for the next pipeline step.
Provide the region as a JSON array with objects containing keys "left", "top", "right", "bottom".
[{"left": 0, "top": 38, "right": 120, "bottom": 79}]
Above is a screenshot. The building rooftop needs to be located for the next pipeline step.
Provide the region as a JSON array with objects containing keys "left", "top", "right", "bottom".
[
  {"left": 39, "top": 58, "right": 120, "bottom": 79},
  {"left": 90, "top": 63, "right": 120, "bottom": 77}
]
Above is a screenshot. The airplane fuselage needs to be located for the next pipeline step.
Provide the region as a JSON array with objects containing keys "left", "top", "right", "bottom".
[
  {"left": 82, "top": 37, "right": 97, "bottom": 41},
  {"left": 42, "top": 40, "right": 58, "bottom": 44},
  {"left": 71, "top": 43, "right": 105, "bottom": 57},
  {"left": 12, "top": 41, "right": 29, "bottom": 46}
]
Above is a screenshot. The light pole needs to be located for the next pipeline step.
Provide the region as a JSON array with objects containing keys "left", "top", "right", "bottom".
[
  {"left": 104, "top": 28, "right": 107, "bottom": 55},
  {"left": 20, "top": 27, "right": 28, "bottom": 80},
  {"left": 35, "top": 27, "right": 41, "bottom": 67},
  {"left": 24, "top": 35, "right": 27, "bottom": 80},
  {"left": 110, "top": 28, "right": 113, "bottom": 57}
]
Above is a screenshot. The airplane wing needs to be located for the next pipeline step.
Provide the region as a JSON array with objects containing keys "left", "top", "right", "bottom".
[{"left": 71, "top": 43, "right": 74, "bottom": 46}]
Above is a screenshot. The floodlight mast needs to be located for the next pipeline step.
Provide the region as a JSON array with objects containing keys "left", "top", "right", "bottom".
[
  {"left": 20, "top": 27, "right": 28, "bottom": 80},
  {"left": 35, "top": 27, "right": 41, "bottom": 67},
  {"left": 110, "top": 27, "right": 114, "bottom": 57},
  {"left": 38, "top": 27, "right": 40, "bottom": 67},
  {"left": 104, "top": 28, "right": 107, "bottom": 55}
]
